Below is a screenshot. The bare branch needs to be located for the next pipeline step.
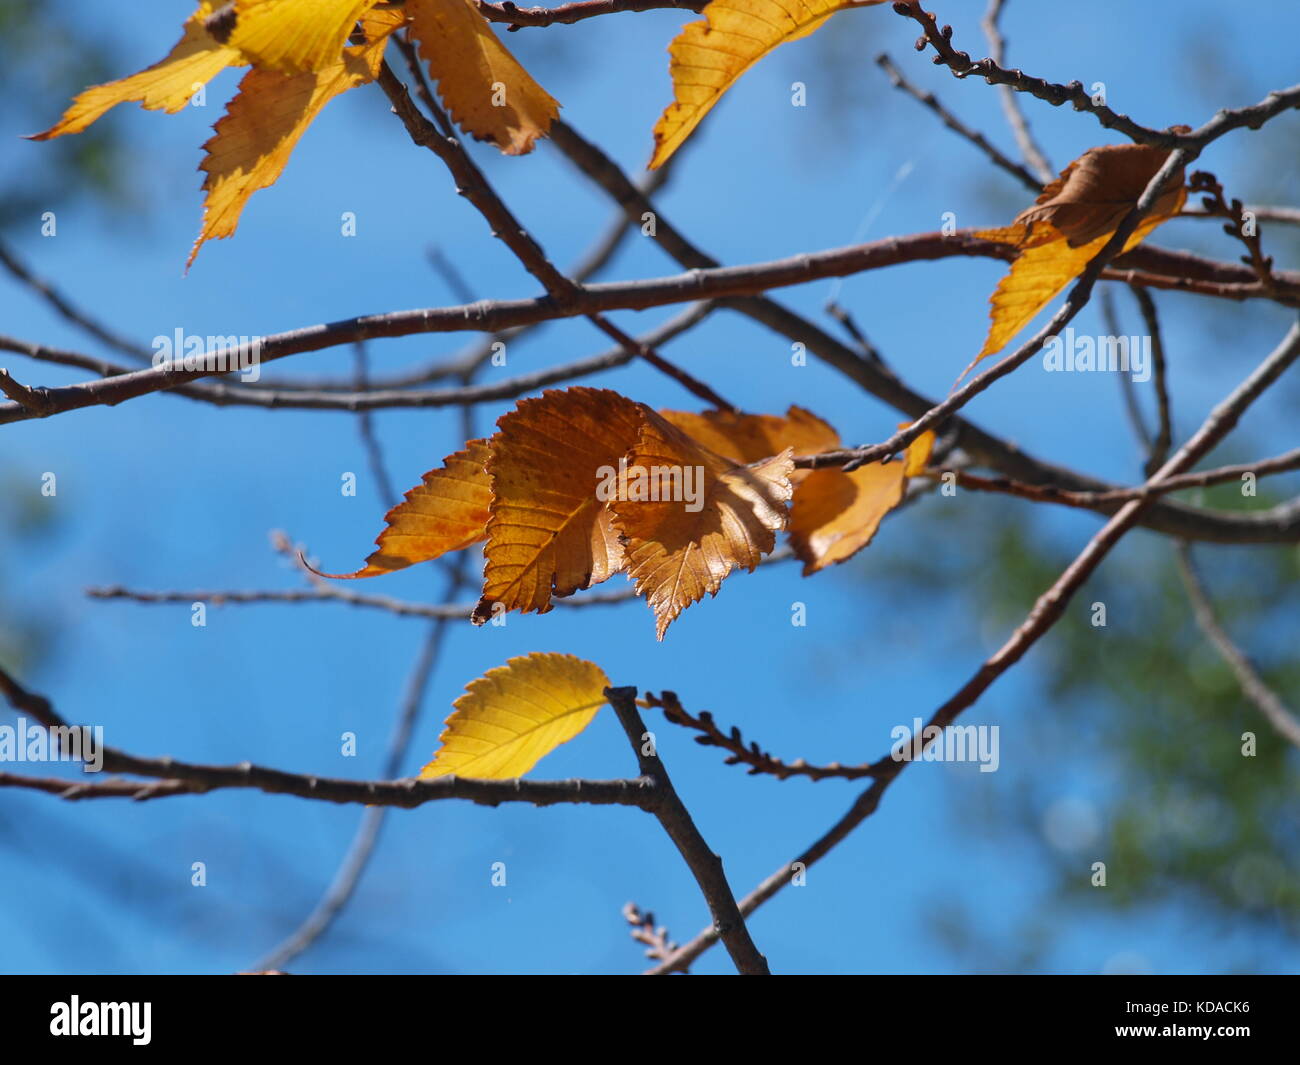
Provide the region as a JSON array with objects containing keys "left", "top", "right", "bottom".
[
  {"left": 606, "top": 686, "right": 770, "bottom": 975},
  {"left": 648, "top": 691, "right": 877, "bottom": 781},
  {"left": 476, "top": 0, "right": 704, "bottom": 28},
  {"left": 894, "top": 2, "right": 1300, "bottom": 151},
  {"left": 979, "top": 0, "right": 1055, "bottom": 182},
  {"left": 1174, "top": 542, "right": 1300, "bottom": 751},
  {"left": 876, "top": 51, "right": 1041, "bottom": 191}
]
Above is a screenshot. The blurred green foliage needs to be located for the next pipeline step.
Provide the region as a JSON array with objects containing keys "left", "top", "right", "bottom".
[
  {"left": 0, "top": 0, "right": 132, "bottom": 229},
  {"left": 865, "top": 470, "right": 1300, "bottom": 972}
]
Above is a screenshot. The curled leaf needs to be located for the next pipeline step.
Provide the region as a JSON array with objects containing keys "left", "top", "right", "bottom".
[
  {"left": 658, "top": 405, "right": 839, "bottom": 484},
  {"left": 970, "top": 144, "right": 1187, "bottom": 366},
  {"left": 612, "top": 411, "right": 793, "bottom": 639},
  {"left": 422, "top": 652, "right": 610, "bottom": 779},
  {"left": 788, "top": 425, "right": 934, "bottom": 575}
]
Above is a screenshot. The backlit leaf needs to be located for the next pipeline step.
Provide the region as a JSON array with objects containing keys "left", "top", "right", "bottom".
[
  {"left": 970, "top": 144, "right": 1187, "bottom": 367},
  {"left": 225, "top": 0, "right": 382, "bottom": 74},
  {"left": 408, "top": 0, "right": 560, "bottom": 155},
  {"left": 188, "top": 12, "right": 400, "bottom": 266},
  {"left": 658, "top": 405, "right": 839, "bottom": 484},
  {"left": 317, "top": 439, "right": 494, "bottom": 579},
  {"left": 31, "top": 2, "right": 242, "bottom": 140},
  {"left": 421, "top": 653, "right": 610, "bottom": 779},
  {"left": 472, "top": 387, "right": 646, "bottom": 623},
  {"left": 649, "top": 0, "right": 885, "bottom": 169},
  {"left": 611, "top": 411, "right": 793, "bottom": 639},
  {"left": 788, "top": 425, "right": 934, "bottom": 574}
]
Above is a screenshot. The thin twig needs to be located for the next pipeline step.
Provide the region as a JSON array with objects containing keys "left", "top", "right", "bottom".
[
  {"left": 894, "top": 2, "right": 1300, "bottom": 151},
  {"left": 876, "top": 51, "right": 1040, "bottom": 191},
  {"left": 2, "top": 232, "right": 1294, "bottom": 427},
  {"left": 932, "top": 449, "right": 1300, "bottom": 510},
  {"left": 623, "top": 902, "right": 680, "bottom": 967},
  {"left": 1174, "top": 542, "right": 1300, "bottom": 751},
  {"left": 0, "top": 239, "right": 150, "bottom": 363},
  {"left": 647, "top": 691, "right": 877, "bottom": 781},
  {"left": 979, "top": 0, "right": 1055, "bottom": 182},
  {"left": 476, "top": 0, "right": 704, "bottom": 28}
]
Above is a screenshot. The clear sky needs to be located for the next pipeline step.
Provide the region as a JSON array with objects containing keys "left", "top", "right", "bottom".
[{"left": 2, "top": 0, "right": 1297, "bottom": 974}]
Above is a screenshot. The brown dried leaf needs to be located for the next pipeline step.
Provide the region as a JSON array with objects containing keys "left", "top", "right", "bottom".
[
  {"left": 971, "top": 143, "right": 1188, "bottom": 365},
  {"left": 611, "top": 411, "right": 793, "bottom": 639},
  {"left": 472, "top": 387, "right": 645, "bottom": 623}
]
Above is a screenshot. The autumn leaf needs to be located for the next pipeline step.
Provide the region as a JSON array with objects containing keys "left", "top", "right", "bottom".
[
  {"left": 650, "top": 0, "right": 886, "bottom": 169},
  {"left": 422, "top": 653, "right": 610, "bottom": 779},
  {"left": 30, "top": 2, "right": 242, "bottom": 140},
  {"left": 970, "top": 144, "right": 1188, "bottom": 367},
  {"left": 316, "top": 439, "right": 494, "bottom": 579},
  {"left": 658, "top": 406, "right": 839, "bottom": 484},
  {"left": 222, "top": 0, "right": 382, "bottom": 74},
  {"left": 787, "top": 426, "right": 934, "bottom": 575},
  {"left": 34, "top": 0, "right": 553, "bottom": 263},
  {"left": 611, "top": 411, "right": 794, "bottom": 639},
  {"left": 188, "top": 10, "right": 402, "bottom": 266},
  {"left": 472, "top": 388, "right": 646, "bottom": 624},
  {"left": 407, "top": 0, "right": 560, "bottom": 155}
]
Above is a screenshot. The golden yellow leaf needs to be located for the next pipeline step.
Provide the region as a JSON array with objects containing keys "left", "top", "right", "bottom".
[
  {"left": 971, "top": 144, "right": 1187, "bottom": 366},
  {"left": 658, "top": 406, "right": 839, "bottom": 484},
  {"left": 189, "top": 15, "right": 398, "bottom": 266},
  {"left": 318, "top": 439, "right": 494, "bottom": 579},
  {"left": 224, "top": 0, "right": 382, "bottom": 74},
  {"left": 422, "top": 653, "right": 610, "bottom": 779},
  {"left": 472, "top": 388, "right": 646, "bottom": 623},
  {"left": 787, "top": 426, "right": 934, "bottom": 575},
  {"left": 649, "top": 0, "right": 885, "bottom": 169},
  {"left": 31, "top": 2, "right": 242, "bottom": 140},
  {"left": 407, "top": 0, "right": 560, "bottom": 155},
  {"left": 611, "top": 411, "right": 793, "bottom": 639}
]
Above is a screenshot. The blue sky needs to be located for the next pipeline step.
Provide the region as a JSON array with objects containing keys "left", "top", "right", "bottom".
[{"left": 2, "top": 0, "right": 1298, "bottom": 974}]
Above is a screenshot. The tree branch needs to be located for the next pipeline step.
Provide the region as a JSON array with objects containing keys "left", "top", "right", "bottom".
[
  {"left": 652, "top": 315, "right": 1300, "bottom": 973},
  {"left": 606, "top": 686, "right": 770, "bottom": 975}
]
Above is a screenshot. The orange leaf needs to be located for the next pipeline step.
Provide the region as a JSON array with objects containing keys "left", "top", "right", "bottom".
[
  {"left": 407, "top": 0, "right": 559, "bottom": 155},
  {"left": 611, "top": 411, "right": 793, "bottom": 639},
  {"left": 649, "top": 0, "right": 886, "bottom": 169},
  {"left": 788, "top": 426, "right": 934, "bottom": 575},
  {"left": 658, "top": 405, "right": 839, "bottom": 484},
  {"left": 472, "top": 388, "right": 646, "bottom": 623},
  {"left": 188, "top": 13, "right": 399, "bottom": 266},
  {"left": 318, "top": 439, "right": 494, "bottom": 579},
  {"left": 31, "top": 2, "right": 242, "bottom": 140},
  {"left": 969, "top": 144, "right": 1187, "bottom": 368}
]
